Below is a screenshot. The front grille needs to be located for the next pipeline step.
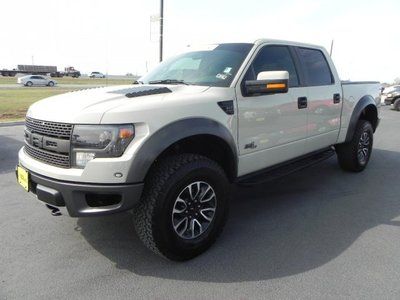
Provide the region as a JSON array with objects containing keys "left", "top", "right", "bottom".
[
  {"left": 24, "top": 117, "right": 73, "bottom": 168},
  {"left": 26, "top": 117, "right": 73, "bottom": 139},
  {"left": 25, "top": 143, "right": 70, "bottom": 168},
  {"left": 46, "top": 141, "right": 57, "bottom": 147}
]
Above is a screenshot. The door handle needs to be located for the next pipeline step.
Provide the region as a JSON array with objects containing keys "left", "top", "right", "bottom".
[
  {"left": 333, "top": 93, "right": 341, "bottom": 104},
  {"left": 298, "top": 97, "right": 308, "bottom": 109}
]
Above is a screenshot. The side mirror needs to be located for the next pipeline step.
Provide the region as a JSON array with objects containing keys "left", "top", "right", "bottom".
[{"left": 244, "top": 71, "right": 289, "bottom": 96}]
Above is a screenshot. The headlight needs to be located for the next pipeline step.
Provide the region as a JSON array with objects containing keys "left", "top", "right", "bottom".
[
  {"left": 387, "top": 93, "right": 393, "bottom": 97},
  {"left": 71, "top": 124, "right": 134, "bottom": 168}
]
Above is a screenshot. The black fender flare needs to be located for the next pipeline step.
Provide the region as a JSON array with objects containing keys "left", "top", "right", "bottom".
[
  {"left": 345, "top": 95, "right": 378, "bottom": 143},
  {"left": 126, "top": 118, "right": 238, "bottom": 183}
]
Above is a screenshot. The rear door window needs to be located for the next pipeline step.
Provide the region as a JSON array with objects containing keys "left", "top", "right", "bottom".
[{"left": 296, "top": 47, "right": 333, "bottom": 86}]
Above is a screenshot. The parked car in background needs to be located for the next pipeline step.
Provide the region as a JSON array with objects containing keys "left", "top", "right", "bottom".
[
  {"left": 89, "top": 72, "right": 106, "bottom": 78},
  {"left": 17, "top": 75, "right": 57, "bottom": 87},
  {"left": 382, "top": 85, "right": 400, "bottom": 110}
]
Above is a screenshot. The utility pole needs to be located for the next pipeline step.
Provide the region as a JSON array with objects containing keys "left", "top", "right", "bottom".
[{"left": 159, "top": 0, "right": 164, "bottom": 62}]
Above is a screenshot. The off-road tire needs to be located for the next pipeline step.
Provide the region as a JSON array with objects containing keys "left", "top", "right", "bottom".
[
  {"left": 393, "top": 99, "right": 400, "bottom": 111},
  {"left": 133, "top": 154, "right": 230, "bottom": 261},
  {"left": 335, "top": 120, "right": 373, "bottom": 172}
]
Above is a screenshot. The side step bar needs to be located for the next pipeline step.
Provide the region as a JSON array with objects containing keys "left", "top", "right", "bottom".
[{"left": 237, "top": 147, "right": 335, "bottom": 186}]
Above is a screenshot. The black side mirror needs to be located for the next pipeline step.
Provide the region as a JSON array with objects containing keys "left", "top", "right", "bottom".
[{"left": 244, "top": 71, "right": 289, "bottom": 96}]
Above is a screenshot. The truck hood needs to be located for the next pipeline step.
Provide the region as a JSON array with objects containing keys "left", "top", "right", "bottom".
[{"left": 27, "top": 84, "right": 210, "bottom": 123}]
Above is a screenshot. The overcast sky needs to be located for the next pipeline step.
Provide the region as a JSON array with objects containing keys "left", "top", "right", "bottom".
[{"left": 1, "top": 0, "right": 399, "bottom": 82}]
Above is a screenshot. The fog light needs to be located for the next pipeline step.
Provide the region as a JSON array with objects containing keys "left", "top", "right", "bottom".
[{"left": 75, "top": 152, "right": 95, "bottom": 167}]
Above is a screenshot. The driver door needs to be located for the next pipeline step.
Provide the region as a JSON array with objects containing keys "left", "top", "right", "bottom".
[{"left": 236, "top": 45, "right": 308, "bottom": 176}]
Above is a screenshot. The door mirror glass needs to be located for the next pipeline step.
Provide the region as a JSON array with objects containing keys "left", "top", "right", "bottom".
[{"left": 245, "top": 70, "right": 289, "bottom": 96}]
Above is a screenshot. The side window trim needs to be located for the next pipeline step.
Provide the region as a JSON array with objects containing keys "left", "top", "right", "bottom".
[
  {"left": 288, "top": 46, "right": 307, "bottom": 87},
  {"left": 240, "top": 44, "right": 301, "bottom": 97},
  {"left": 294, "top": 46, "right": 335, "bottom": 87}
]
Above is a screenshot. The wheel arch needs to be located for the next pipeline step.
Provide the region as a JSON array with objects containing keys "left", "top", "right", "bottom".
[
  {"left": 345, "top": 95, "right": 379, "bottom": 143},
  {"left": 126, "top": 118, "right": 238, "bottom": 183}
]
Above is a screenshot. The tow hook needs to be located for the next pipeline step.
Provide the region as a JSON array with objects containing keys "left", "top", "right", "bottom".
[{"left": 46, "top": 204, "right": 62, "bottom": 216}]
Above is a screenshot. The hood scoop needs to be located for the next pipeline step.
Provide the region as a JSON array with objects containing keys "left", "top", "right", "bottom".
[{"left": 109, "top": 85, "right": 172, "bottom": 98}]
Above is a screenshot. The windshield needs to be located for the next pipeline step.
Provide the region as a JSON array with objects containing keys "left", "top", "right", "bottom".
[
  {"left": 384, "top": 85, "right": 400, "bottom": 93},
  {"left": 140, "top": 43, "right": 253, "bottom": 87}
]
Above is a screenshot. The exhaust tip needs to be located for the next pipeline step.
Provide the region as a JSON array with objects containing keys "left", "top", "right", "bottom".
[{"left": 45, "top": 204, "right": 62, "bottom": 216}]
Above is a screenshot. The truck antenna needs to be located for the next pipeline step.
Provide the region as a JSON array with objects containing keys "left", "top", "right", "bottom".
[
  {"left": 159, "top": 0, "right": 164, "bottom": 62},
  {"left": 330, "top": 40, "right": 334, "bottom": 57}
]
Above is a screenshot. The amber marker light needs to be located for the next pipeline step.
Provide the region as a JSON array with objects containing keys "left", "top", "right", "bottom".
[
  {"left": 266, "top": 83, "right": 286, "bottom": 89},
  {"left": 119, "top": 127, "right": 135, "bottom": 139}
]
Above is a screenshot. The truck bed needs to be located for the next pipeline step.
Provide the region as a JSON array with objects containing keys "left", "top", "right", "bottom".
[{"left": 338, "top": 80, "right": 381, "bottom": 142}]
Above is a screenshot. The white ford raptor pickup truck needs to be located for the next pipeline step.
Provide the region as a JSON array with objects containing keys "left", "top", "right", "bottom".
[{"left": 17, "top": 39, "right": 381, "bottom": 261}]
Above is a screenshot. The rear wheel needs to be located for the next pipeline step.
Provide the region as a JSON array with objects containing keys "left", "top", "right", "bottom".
[
  {"left": 335, "top": 120, "right": 373, "bottom": 172},
  {"left": 393, "top": 99, "right": 400, "bottom": 111},
  {"left": 133, "top": 154, "right": 230, "bottom": 261}
]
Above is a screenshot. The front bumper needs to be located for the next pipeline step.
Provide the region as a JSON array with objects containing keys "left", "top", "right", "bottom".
[
  {"left": 384, "top": 97, "right": 394, "bottom": 105},
  {"left": 18, "top": 166, "right": 144, "bottom": 217}
]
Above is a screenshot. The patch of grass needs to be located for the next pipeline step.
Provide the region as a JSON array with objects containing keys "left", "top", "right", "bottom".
[
  {"left": 0, "top": 88, "right": 76, "bottom": 122},
  {"left": 0, "top": 77, "right": 16, "bottom": 84},
  {"left": 0, "top": 74, "right": 139, "bottom": 122}
]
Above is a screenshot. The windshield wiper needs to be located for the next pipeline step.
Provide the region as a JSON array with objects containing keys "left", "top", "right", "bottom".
[{"left": 148, "top": 79, "right": 190, "bottom": 85}]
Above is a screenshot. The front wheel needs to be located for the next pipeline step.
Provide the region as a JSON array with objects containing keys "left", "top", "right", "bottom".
[
  {"left": 335, "top": 120, "right": 373, "bottom": 172},
  {"left": 25, "top": 81, "right": 33, "bottom": 87},
  {"left": 48, "top": 81, "right": 54, "bottom": 87},
  {"left": 133, "top": 154, "right": 230, "bottom": 261}
]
